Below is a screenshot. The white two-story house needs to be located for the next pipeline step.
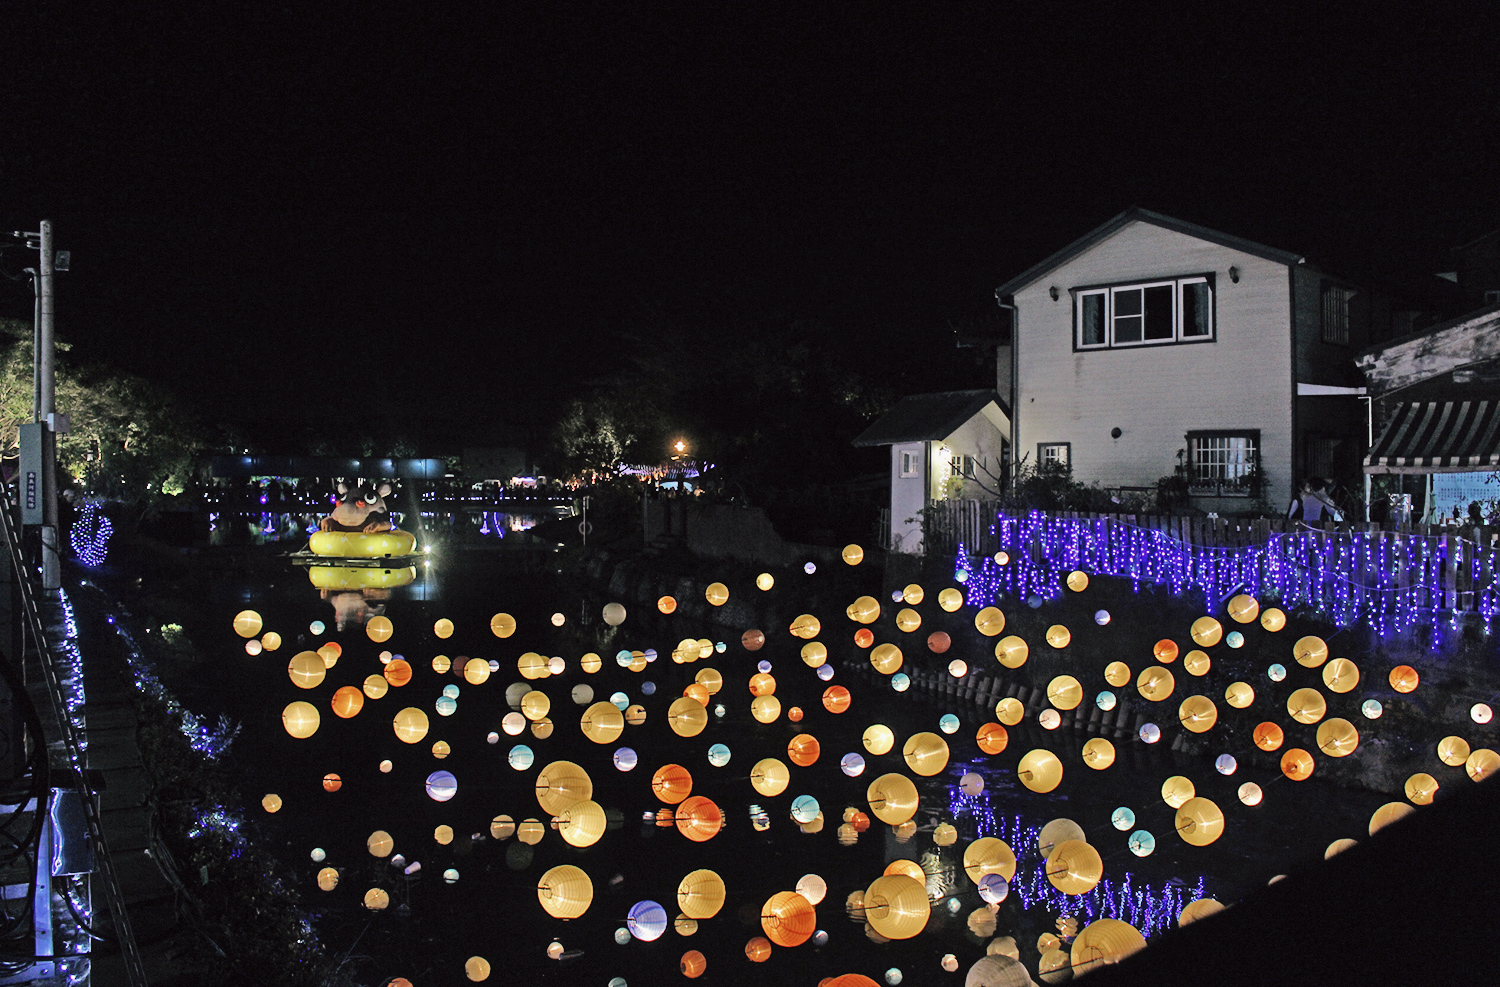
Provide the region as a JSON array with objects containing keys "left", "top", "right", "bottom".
[{"left": 995, "top": 208, "right": 1375, "bottom": 514}]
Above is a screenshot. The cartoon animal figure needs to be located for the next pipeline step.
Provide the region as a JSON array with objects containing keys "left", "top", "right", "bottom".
[{"left": 319, "top": 479, "right": 396, "bottom": 534}]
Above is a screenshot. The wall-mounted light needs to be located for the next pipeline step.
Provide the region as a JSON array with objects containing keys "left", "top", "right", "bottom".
[
  {"left": 1110, "top": 427, "right": 1122, "bottom": 439},
  {"left": 1049, "top": 286, "right": 1060, "bottom": 301},
  {"left": 1228, "top": 266, "right": 1240, "bottom": 284}
]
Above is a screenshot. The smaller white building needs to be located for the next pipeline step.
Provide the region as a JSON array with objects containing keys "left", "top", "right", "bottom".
[{"left": 853, "top": 390, "right": 1011, "bottom": 554}]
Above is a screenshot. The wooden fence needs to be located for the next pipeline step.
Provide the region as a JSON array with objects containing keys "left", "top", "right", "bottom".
[{"left": 918, "top": 501, "right": 1500, "bottom": 625}]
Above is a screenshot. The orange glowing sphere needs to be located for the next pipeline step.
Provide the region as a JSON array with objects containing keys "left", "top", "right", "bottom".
[{"left": 323, "top": 773, "right": 342, "bottom": 792}]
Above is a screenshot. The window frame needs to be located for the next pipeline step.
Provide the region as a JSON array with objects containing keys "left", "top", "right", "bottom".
[
  {"left": 1185, "top": 429, "right": 1260, "bottom": 498},
  {"left": 1072, "top": 273, "right": 1217, "bottom": 351},
  {"left": 1037, "top": 442, "right": 1071, "bottom": 470},
  {"left": 898, "top": 449, "right": 920, "bottom": 478},
  {"left": 1321, "top": 280, "right": 1357, "bottom": 346}
]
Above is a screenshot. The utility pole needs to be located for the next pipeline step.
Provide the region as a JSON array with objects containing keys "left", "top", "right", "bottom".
[{"left": 14, "top": 221, "right": 66, "bottom": 590}]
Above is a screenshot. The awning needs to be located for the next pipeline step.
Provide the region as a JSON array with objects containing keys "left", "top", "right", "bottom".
[{"left": 1364, "top": 400, "right": 1500, "bottom": 474}]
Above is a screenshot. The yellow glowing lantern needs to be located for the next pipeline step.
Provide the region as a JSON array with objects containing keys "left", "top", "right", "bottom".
[
  {"left": 366, "top": 615, "right": 393, "bottom": 642},
  {"left": 1293, "top": 636, "right": 1328, "bottom": 668},
  {"left": 557, "top": 800, "right": 607, "bottom": 847},
  {"left": 489, "top": 612, "right": 516, "bottom": 638},
  {"left": 1045, "top": 625, "right": 1071, "bottom": 649},
  {"left": 1227, "top": 594, "right": 1260, "bottom": 623},
  {"left": 282, "top": 701, "right": 320, "bottom": 739},
  {"left": 756, "top": 572, "right": 775, "bottom": 591},
  {"left": 1405, "top": 772, "right": 1439, "bottom": 805},
  {"left": 521, "top": 690, "right": 551, "bottom": 721},
  {"left": 317, "top": 642, "right": 342, "bottom": 668},
  {"left": 393, "top": 707, "right": 430, "bottom": 744},
  {"left": 1038, "top": 818, "right": 1085, "bottom": 857},
  {"left": 491, "top": 815, "right": 515, "bottom": 839},
  {"left": 1071, "top": 918, "right": 1146, "bottom": 974},
  {"left": 232, "top": 610, "right": 263, "bottom": 638},
  {"left": 1439, "top": 735, "right": 1472, "bottom": 767},
  {"left": 537, "top": 864, "right": 593, "bottom": 919},
  {"left": 1065, "top": 570, "right": 1089, "bottom": 592},
  {"left": 1224, "top": 681, "right": 1254, "bottom": 708},
  {"left": 262, "top": 793, "right": 282, "bottom": 813},
  {"left": 1466, "top": 748, "right": 1500, "bottom": 782},
  {"left": 1369, "top": 801, "right": 1414, "bottom": 834},
  {"left": 933, "top": 822, "right": 958, "bottom": 846},
  {"left": 994, "top": 635, "right": 1028, "bottom": 669},
  {"left": 678, "top": 869, "right": 727, "bottom": 920},
  {"left": 288, "top": 651, "right": 325, "bottom": 690},
  {"left": 902, "top": 583, "right": 925, "bottom": 605},
  {"left": 531, "top": 716, "right": 554, "bottom": 740},
  {"left": 1045, "top": 840, "right": 1103, "bottom": 894},
  {"left": 464, "top": 658, "right": 491, "bottom": 685},
  {"left": 847, "top": 596, "right": 881, "bottom": 624},
  {"left": 580, "top": 652, "right": 602, "bottom": 673},
  {"left": 1018, "top": 749, "right": 1063, "bottom": 793},
  {"left": 1179, "top": 898, "right": 1226, "bottom": 924},
  {"left": 866, "top": 773, "right": 919, "bottom": 825},
  {"left": 693, "top": 667, "right": 723, "bottom": 695},
  {"left": 1317, "top": 718, "right": 1359, "bottom": 757},
  {"left": 1137, "top": 666, "right": 1175, "bottom": 702},
  {"left": 1178, "top": 695, "right": 1217, "bottom": 733},
  {"left": 1183, "top": 648, "right": 1211, "bottom": 677},
  {"left": 1082, "top": 737, "right": 1115, "bottom": 770},
  {"left": 789, "top": 614, "right": 821, "bottom": 639},
  {"left": 883, "top": 859, "right": 925, "bottom": 883},
  {"left": 895, "top": 608, "right": 922, "bottom": 632},
  {"left": 435, "top": 824, "right": 454, "bottom": 845},
  {"left": 431, "top": 654, "right": 451, "bottom": 674},
  {"left": 364, "top": 888, "right": 390, "bottom": 911},
  {"left": 750, "top": 758, "right": 790, "bottom": 797},
  {"left": 367, "top": 830, "right": 394, "bottom": 856},
  {"left": 1190, "top": 617, "right": 1223, "bottom": 647},
  {"left": 842, "top": 543, "right": 865, "bottom": 565},
  {"left": 938, "top": 588, "right": 964, "bottom": 612},
  {"left": 1104, "top": 661, "right": 1131, "bottom": 687},
  {"left": 536, "top": 760, "right": 592, "bottom": 815},
  {"left": 870, "top": 643, "right": 903, "bottom": 675},
  {"left": 903, "top": 732, "right": 949, "bottom": 776},
  {"left": 433, "top": 617, "right": 454, "bottom": 639},
  {"left": 383, "top": 659, "right": 412, "bottom": 687},
  {"left": 362, "top": 674, "right": 389, "bottom": 700},
  {"left": 465, "top": 956, "right": 491, "bottom": 981},
  {"left": 994, "top": 697, "right": 1025, "bottom": 726},
  {"left": 1260, "top": 607, "right": 1287, "bottom": 632},
  {"left": 1287, "top": 687, "right": 1327, "bottom": 724},
  {"left": 963, "top": 836, "right": 1017, "bottom": 883},
  {"left": 751, "top": 695, "right": 782, "bottom": 724},
  {"left": 518, "top": 652, "right": 548, "bottom": 680},
  {"left": 668, "top": 697, "right": 708, "bottom": 737},
  {"left": 705, "top": 582, "right": 729, "bottom": 606},
  {"left": 1160, "top": 776, "right": 1195, "bottom": 808},
  {"left": 260, "top": 631, "right": 281, "bottom": 652},
  {"left": 1317, "top": 657, "right": 1358, "bottom": 693},
  {"left": 862, "top": 724, "right": 895, "bottom": 755},
  {"left": 317, "top": 867, "right": 339, "bottom": 891},
  {"left": 975, "top": 607, "right": 1006, "bottom": 637},
  {"left": 800, "top": 641, "right": 828, "bottom": 668},
  {"left": 1047, "top": 675, "right": 1083, "bottom": 710},
  {"left": 431, "top": 741, "right": 450, "bottom": 759},
  {"left": 863, "top": 874, "right": 930, "bottom": 939}
]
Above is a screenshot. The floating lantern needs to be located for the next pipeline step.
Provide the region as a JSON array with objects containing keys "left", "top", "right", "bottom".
[
  {"left": 1038, "top": 818, "right": 1085, "bottom": 858},
  {"left": 1228, "top": 594, "right": 1260, "bottom": 623},
  {"left": 232, "top": 610, "right": 262, "bottom": 638},
  {"left": 854, "top": 628, "right": 875, "bottom": 648},
  {"left": 1096, "top": 691, "right": 1116, "bottom": 711},
  {"left": 1287, "top": 687, "right": 1327, "bottom": 724},
  {"left": 331, "top": 686, "right": 364, "bottom": 719},
  {"left": 262, "top": 633, "right": 282, "bottom": 651},
  {"left": 431, "top": 740, "right": 450, "bottom": 759},
  {"left": 995, "top": 636, "right": 1029, "bottom": 668},
  {"left": 316, "top": 866, "right": 338, "bottom": 891},
  {"left": 1473, "top": 704, "right": 1493, "bottom": 724},
  {"left": 625, "top": 704, "right": 647, "bottom": 726},
  {"left": 1280, "top": 748, "right": 1315, "bottom": 781},
  {"left": 1317, "top": 718, "right": 1360, "bottom": 757},
  {"left": 1253, "top": 722, "right": 1285, "bottom": 751},
  {"left": 535, "top": 760, "right": 592, "bottom": 815},
  {"left": 282, "top": 701, "right": 320, "bottom": 739},
  {"left": 393, "top": 707, "right": 429, "bottom": 744},
  {"left": 1128, "top": 831, "right": 1155, "bottom": 857},
  {"left": 870, "top": 643, "right": 903, "bottom": 675},
  {"left": 822, "top": 685, "right": 852, "bottom": 714},
  {"left": 1224, "top": 681, "right": 1254, "bottom": 708},
  {"left": 378, "top": 759, "right": 392, "bottom": 773},
  {"left": 995, "top": 698, "right": 1025, "bottom": 726},
  {"left": 1045, "top": 840, "right": 1103, "bottom": 894},
  {"left": 761, "top": 891, "right": 817, "bottom": 947},
  {"left": 1137, "top": 667, "right": 1175, "bottom": 702},
  {"left": 367, "top": 829, "right": 394, "bottom": 857},
  {"left": 1111, "top": 807, "right": 1135, "bottom": 831},
  {"left": 751, "top": 695, "right": 782, "bottom": 724},
  {"left": 1405, "top": 772, "right": 1438, "bottom": 805},
  {"left": 842, "top": 543, "right": 865, "bottom": 565},
  {"left": 1466, "top": 748, "right": 1500, "bottom": 782},
  {"left": 668, "top": 697, "right": 708, "bottom": 737},
  {"left": 244, "top": 639, "right": 263, "bottom": 656},
  {"left": 383, "top": 659, "right": 412, "bottom": 688},
  {"left": 890, "top": 673, "right": 910, "bottom": 692},
  {"left": 557, "top": 800, "right": 607, "bottom": 847},
  {"left": 675, "top": 796, "right": 723, "bottom": 841},
  {"left": 1260, "top": 607, "right": 1286, "bottom": 631},
  {"left": 1183, "top": 649, "right": 1211, "bottom": 677},
  {"left": 790, "top": 614, "right": 821, "bottom": 639},
  {"left": 501, "top": 712, "right": 525, "bottom": 735},
  {"left": 1322, "top": 658, "right": 1359, "bottom": 693},
  {"left": 1175, "top": 797, "right": 1224, "bottom": 846},
  {"left": 848, "top": 596, "right": 881, "bottom": 624},
  {"left": 863, "top": 875, "right": 929, "bottom": 939},
  {"left": 508, "top": 745, "right": 534, "bottom": 770},
  {"left": 1370, "top": 801, "right": 1414, "bottom": 835},
  {"left": 1215, "top": 754, "right": 1238, "bottom": 775},
  {"left": 938, "top": 588, "right": 963, "bottom": 612},
  {"left": 366, "top": 615, "right": 393, "bottom": 642},
  {"left": 704, "top": 582, "right": 729, "bottom": 606},
  {"left": 364, "top": 889, "right": 389, "bottom": 911},
  {"left": 1153, "top": 639, "right": 1179, "bottom": 663},
  {"left": 431, "top": 655, "right": 451, "bottom": 674},
  {"left": 1082, "top": 737, "right": 1115, "bottom": 770},
  {"left": 1045, "top": 625, "right": 1071, "bottom": 649},
  {"left": 863, "top": 724, "right": 895, "bottom": 755},
  {"left": 1268, "top": 663, "right": 1287, "bottom": 681},
  {"left": 1140, "top": 723, "right": 1162, "bottom": 745},
  {"left": 1190, "top": 617, "right": 1222, "bottom": 647},
  {"left": 974, "top": 607, "right": 1005, "bottom": 637},
  {"left": 1161, "top": 776, "right": 1195, "bottom": 808},
  {"left": 613, "top": 747, "right": 637, "bottom": 772},
  {"left": 902, "top": 733, "right": 949, "bottom": 776},
  {"left": 1390, "top": 665, "right": 1420, "bottom": 693},
  {"left": 1293, "top": 636, "right": 1328, "bottom": 668},
  {"left": 1072, "top": 919, "right": 1146, "bottom": 975},
  {"left": 1180, "top": 898, "right": 1226, "bottom": 924},
  {"left": 866, "top": 773, "right": 919, "bottom": 825},
  {"left": 756, "top": 571, "right": 775, "bottom": 591},
  {"left": 1017, "top": 749, "right": 1063, "bottom": 793},
  {"left": 261, "top": 793, "right": 281, "bottom": 813},
  {"left": 1362, "top": 699, "right": 1384, "bottom": 719},
  {"left": 1238, "top": 782, "right": 1263, "bottom": 806},
  {"left": 751, "top": 758, "right": 790, "bottom": 797},
  {"left": 537, "top": 864, "right": 592, "bottom": 919},
  {"left": 947, "top": 659, "right": 968, "bottom": 679},
  {"left": 676, "top": 869, "right": 727, "bottom": 920},
  {"left": 425, "top": 770, "right": 457, "bottom": 802},
  {"left": 1225, "top": 631, "right": 1244, "bottom": 648},
  {"left": 791, "top": 795, "right": 820, "bottom": 824},
  {"left": 464, "top": 957, "right": 489, "bottom": 982},
  {"left": 323, "top": 773, "right": 342, "bottom": 792},
  {"left": 801, "top": 641, "right": 829, "bottom": 667},
  {"left": 317, "top": 642, "right": 341, "bottom": 668},
  {"left": 977, "top": 723, "right": 1009, "bottom": 755},
  {"left": 1047, "top": 675, "right": 1083, "bottom": 710},
  {"left": 745, "top": 936, "right": 772, "bottom": 962},
  {"left": 1178, "top": 695, "right": 1217, "bottom": 733},
  {"left": 788, "top": 734, "right": 821, "bottom": 767},
  {"left": 840, "top": 753, "right": 866, "bottom": 777},
  {"left": 680, "top": 950, "right": 706, "bottom": 978},
  {"left": 1038, "top": 708, "right": 1062, "bottom": 730},
  {"left": 1104, "top": 661, "right": 1130, "bottom": 687}
]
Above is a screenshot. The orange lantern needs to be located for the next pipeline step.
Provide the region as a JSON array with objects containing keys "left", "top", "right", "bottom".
[
  {"left": 976, "top": 723, "right": 1009, "bottom": 755},
  {"left": 1390, "top": 665, "right": 1420, "bottom": 693},
  {"left": 684, "top": 684, "right": 711, "bottom": 707},
  {"left": 675, "top": 796, "right": 723, "bottom": 842},
  {"left": 652, "top": 764, "right": 693, "bottom": 804},
  {"left": 1253, "top": 722, "right": 1285, "bottom": 751},
  {"left": 745, "top": 937, "right": 772, "bottom": 962},
  {"left": 788, "top": 706, "right": 804, "bottom": 723},
  {"left": 317, "top": 641, "right": 342, "bottom": 667},
  {"left": 927, "top": 631, "right": 951, "bottom": 653},
  {"left": 322, "top": 773, "right": 342, "bottom": 792},
  {"left": 788, "top": 734, "right": 821, "bottom": 767},
  {"left": 1280, "top": 747, "right": 1315, "bottom": 781},
  {"left": 742, "top": 629, "right": 766, "bottom": 651},
  {"left": 761, "top": 891, "right": 817, "bottom": 947},
  {"left": 1153, "top": 639, "right": 1179, "bottom": 663},
  {"left": 331, "top": 686, "right": 365, "bottom": 719},
  {"left": 749, "top": 673, "right": 777, "bottom": 697},
  {"left": 822, "top": 686, "right": 852, "bottom": 714},
  {"left": 658, "top": 596, "right": 678, "bottom": 614},
  {"left": 680, "top": 950, "right": 706, "bottom": 978},
  {"left": 851, "top": 811, "right": 870, "bottom": 832},
  {"left": 854, "top": 629, "right": 874, "bottom": 648},
  {"left": 383, "top": 659, "right": 413, "bottom": 687}
]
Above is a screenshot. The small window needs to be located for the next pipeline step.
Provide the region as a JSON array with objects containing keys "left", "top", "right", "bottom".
[
  {"left": 1187, "top": 431, "right": 1259, "bottom": 496},
  {"left": 951, "top": 455, "right": 978, "bottom": 480},
  {"left": 1038, "top": 443, "right": 1070, "bottom": 470},
  {"left": 899, "top": 450, "right": 919, "bottom": 478},
  {"left": 1080, "top": 291, "right": 1107, "bottom": 347},
  {"left": 1321, "top": 282, "right": 1356, "bottom": 345},
  {"left": 1181, "top": 279, "right": 1211, "bottom": 337}
]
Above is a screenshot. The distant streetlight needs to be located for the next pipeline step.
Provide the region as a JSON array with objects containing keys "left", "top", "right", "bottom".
[{"left": 672, "top": 439, "right": 687, "bottom": 456}]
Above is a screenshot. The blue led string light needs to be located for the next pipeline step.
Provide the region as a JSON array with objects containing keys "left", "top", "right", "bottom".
[
  {"left": 955, "top": 512, "right": 1500, "bottom": 636},
  {"left": 69, "top": 501, "right": 113, "bottom": 567}
]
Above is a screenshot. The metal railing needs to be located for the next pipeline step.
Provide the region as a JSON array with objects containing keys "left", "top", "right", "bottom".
[{"left": 0, "top": 491, "right": 147, "bottom": 985}]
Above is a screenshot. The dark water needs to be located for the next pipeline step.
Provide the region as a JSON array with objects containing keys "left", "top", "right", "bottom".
[{"left": 120, "top": 540, "right": 1398, "bottom": 987}]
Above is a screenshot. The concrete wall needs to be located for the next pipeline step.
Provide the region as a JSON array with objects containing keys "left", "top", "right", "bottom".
[{"left": 1013, "top": 219, "right": 1296, "bottom": 508}]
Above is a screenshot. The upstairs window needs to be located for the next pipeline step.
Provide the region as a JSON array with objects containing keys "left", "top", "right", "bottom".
[
  {"left": 1038, "top": 443, "right": 1071, "bottom": 470},
  {"left": 1321, "top": 282, "right": 1357, "bottom": 345},
  {"left": 1075, "top": 276, "right": 1214, "bottom": 349}
]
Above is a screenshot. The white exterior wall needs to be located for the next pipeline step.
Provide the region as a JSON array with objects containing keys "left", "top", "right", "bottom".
[
  {"left": 940, "top": 405, "right": 1011, "bottom": 500},
  {"left": 890, "top": 442, "right": 927, "bottom": 553},
  {"left": 1013, "top": 220, "right": 1295, "bottom": 508}
]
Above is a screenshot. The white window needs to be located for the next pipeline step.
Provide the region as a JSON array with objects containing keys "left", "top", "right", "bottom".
[
  {"left": 1187, "top": 431, "right": 1259, "bottom": 496},
  {"left": 899, "top": 450, "right": 920, "bottom": 478},
  {"left": 951, "top": 455, "right": 977, "bottom": 480},
  {"left": 1038, "top": 443, "right": 1070, "bottom": 469},
  {"left": 1076, "top": 276, "right": 1214, "bottom": 349}
]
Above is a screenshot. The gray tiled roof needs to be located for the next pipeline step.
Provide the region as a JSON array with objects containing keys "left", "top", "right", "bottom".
[{"left": 851, "top": 390, "right": 1006, "bottom": 447}]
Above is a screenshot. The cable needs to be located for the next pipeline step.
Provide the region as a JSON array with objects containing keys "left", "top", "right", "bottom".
[{"left": 58, "top": 876, "right": 114, "bottom": 944}]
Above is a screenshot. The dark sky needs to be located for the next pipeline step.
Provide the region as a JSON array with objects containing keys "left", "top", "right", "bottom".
[{"left": 2, "top": 4, "right": 1498, "bottom": 447}]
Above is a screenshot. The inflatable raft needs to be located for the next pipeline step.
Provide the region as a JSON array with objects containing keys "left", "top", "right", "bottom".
[
  {"left": 308, "top": 565, "right": 417, "bottom": 591},
  {"left": 308, "top": 529, "right": 418, "bottom": 558}
]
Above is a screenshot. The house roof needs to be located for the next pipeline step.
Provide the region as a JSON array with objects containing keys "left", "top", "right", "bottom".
[
  {"left": 1364, "top": 400, "right": 1500, "bottom": 474},
  {"left": 994, "top": 207, "right": 1306, "bottom": 298},
  {"left": 851, "top": 390, "right": 1007, "bottom": 447},
  {"left": 1354, "top": 302, "right": 1500, "bottom": 396}
]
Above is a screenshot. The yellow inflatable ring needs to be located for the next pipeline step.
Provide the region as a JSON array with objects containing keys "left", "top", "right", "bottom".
[
  {"left": 308, "top": 566, "right": 416, "bottom": 591},
  {"left": 309, "top": 530, "right": 418, "bottom": 558}
]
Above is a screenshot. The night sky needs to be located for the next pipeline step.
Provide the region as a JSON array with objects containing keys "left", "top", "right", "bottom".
[{"left": 2, "top": 5, "right": 1498, "bottom": 447}]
